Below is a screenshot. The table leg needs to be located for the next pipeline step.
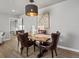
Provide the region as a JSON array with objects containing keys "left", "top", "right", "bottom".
[
  {"left": 37, "top": 42, "right": 48, "bottom": 58},
  {"left": 37, "top": 41, "right": 43, "bottom": 58},
  {"left": 39, "top": 41, "right": 42, "bottom": 55}
]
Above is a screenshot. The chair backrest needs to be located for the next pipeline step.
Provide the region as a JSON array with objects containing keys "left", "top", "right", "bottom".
[
  {"left": 38, "top": 30, "right": 47, "bottom": 34},
  {"left": 16, "top": 30, "right": 24, "bottom": 41},
  {"left": 51, "top": 32, "right": 60, "bottom": 49},
  {"left": 19, "top": 32, "right": 29, "bottom": 46},
  {"left": 16, "top": 30, "right": 24, "bottom": 35}
]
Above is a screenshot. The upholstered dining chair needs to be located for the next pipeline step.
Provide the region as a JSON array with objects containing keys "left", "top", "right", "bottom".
[
  {"left": 19, "top": 32, "right": 35, "bottom": 56},
  {"left": 50, "top": 32, "right": 60, "bottom": 57},
  {"left": 40, "top": 32, "right": 60, "bottom": 58},
  {"left": 16, "top": 30, "right": 24, "bottom": 47}
]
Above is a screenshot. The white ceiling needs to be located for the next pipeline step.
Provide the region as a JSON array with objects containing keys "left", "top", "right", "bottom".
[{"left": 0, "top": 0, "right": 65, "bottom": 16}]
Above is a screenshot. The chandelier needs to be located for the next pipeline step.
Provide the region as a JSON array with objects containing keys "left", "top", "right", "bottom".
[{"left": 25, "top": 0, "right": 38, "bottom": 16}]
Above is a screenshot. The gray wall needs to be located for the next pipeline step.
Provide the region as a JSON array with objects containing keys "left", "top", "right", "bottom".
[
  {"left": 0, "top": 14, "right": 13, "bottom": 40},
  {"left": 0, "top": 14, "right": 10, "bottom": 32},
  {"left": 40, "top": 0, "right": 79, "bottom": 50}
]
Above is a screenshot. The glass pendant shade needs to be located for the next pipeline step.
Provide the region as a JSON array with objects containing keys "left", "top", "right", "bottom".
[{"left": 25, "top": 4, "right": 38, "bottom": 16}]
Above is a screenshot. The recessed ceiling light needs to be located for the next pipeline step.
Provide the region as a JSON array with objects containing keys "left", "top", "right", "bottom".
[{"left": 12, "top": 9, "right": 16, "bottom": 12}]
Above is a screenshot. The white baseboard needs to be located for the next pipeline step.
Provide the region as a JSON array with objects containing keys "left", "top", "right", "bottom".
[{"left": 58, "top": 45, "right": 79, "bottom": 52}]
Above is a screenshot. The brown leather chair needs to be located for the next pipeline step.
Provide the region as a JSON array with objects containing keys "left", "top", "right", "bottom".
[
  {"left": 16, "top": 30, "right": 24, "bottom": 46},
  {"left": 50, "top": 32, "right": 60, "bottom": 57},
  {"left": 38, "top": 30, "right": 47, "bottom": 34},
  {"left": 19, "top": 32, "right": 35, "bottom": 56},
  {"left": 39, "top": 32, "right": 60, "bottom": 58}
]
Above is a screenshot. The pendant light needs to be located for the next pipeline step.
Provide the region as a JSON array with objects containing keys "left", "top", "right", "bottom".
[{"left": 25, "top": 0, "right": 38, "bottom": 16}]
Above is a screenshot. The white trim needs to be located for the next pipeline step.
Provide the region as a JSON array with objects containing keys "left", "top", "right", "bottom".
[{"left": 58, "top": 45, "right": 79, "bottom": 52}]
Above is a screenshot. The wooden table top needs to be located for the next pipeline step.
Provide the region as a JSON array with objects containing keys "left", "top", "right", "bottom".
[{"left": 28, "top": 34, "right": 51, "bottom": 42}]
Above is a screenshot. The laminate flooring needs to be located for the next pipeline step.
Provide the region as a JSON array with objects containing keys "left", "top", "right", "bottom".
[{"left": 0, "top": 37, "right": 79, "bottom": 58}]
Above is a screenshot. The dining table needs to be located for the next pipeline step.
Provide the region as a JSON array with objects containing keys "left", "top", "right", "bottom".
[{"left": 28, "top": 33, "right": 51, "bottom": 57}]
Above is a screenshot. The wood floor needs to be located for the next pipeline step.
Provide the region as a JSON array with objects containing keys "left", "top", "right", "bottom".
[{"left": 0, "top": 37, "right": 79, "bottom": 58}]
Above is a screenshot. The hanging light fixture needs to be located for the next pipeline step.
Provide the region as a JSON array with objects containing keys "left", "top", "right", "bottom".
[{"left": 25, "top": 0, "right": 38, "bottom": 16}]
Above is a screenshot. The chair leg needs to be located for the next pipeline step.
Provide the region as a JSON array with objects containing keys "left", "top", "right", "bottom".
[
  {"left": 34, "top": 40, "right": 36, "bottom": 52},
  {"left": 34, "top": 44, "right": 35, "bottom": 52},
  {"left": 18, "top": 40, "right": 19, "bottom": 47},
  {"left": 51, "top": 48, "right": 54, "bottom": 58},
  {"left": 26, "top": 47, "right": 29, "bottom": 56},
  {"left": 54, "top": 49, "right": 57, "bottom": 56},
  {"left": 21, "top": 46, "right": 24, "bottom": 55}
]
